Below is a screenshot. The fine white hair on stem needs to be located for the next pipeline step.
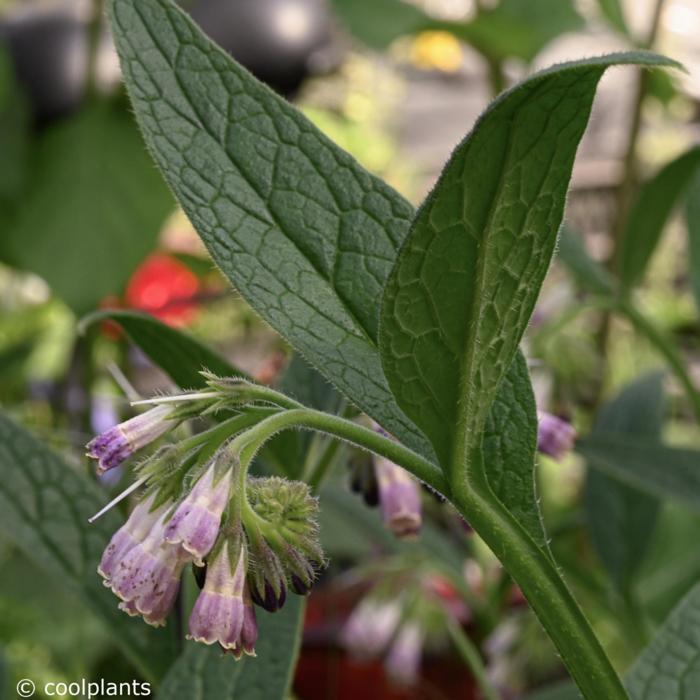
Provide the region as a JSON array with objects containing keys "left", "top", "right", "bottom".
[
  {"left": 88, "top": 475, "right": 148, "bottom": 523},
  {"left": 131, "top": 391, "right": 219, "bottom": 406}
]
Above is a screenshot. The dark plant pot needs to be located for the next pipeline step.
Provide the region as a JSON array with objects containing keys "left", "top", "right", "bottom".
[
  {"left": 0, "top": 7, "right": 88, "bottom": 124},
  {"left": 181, "top": 0, "right": 334, "bottom": 96}
]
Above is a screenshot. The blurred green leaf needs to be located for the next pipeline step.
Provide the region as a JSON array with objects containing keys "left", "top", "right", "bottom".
[
  {"left": 646, "top": 70, "right": 678, "bottom": 106},
  {"left": 525, "top": 680, "right": 580, "bottom": 700},
  {"left": 331, "top": 0, "right": 583, "bottom": 62},
  {"left": 685, "top": 169, "right": 700, "bottom": 316},
  {"left": 330, "top": 0, "right": 427, "bottom": 49},
  {"left": 584, "top": 373, "right": 664, "bottom": 593},
  {"left": 619, "top": 146, "right": 700, "bottom": 290},
  {"left": 578, "top": 435, "right": 700, "bottom": 513},
  {"left": 157, "top": 596, "right": 304, "bottom": 700},
  {"left": 0, "top": 102, "right": 174, "bottom": 313},
  {"left": 626, "top": 581, "right": 700, "bottom": 698},
  {"left": 278, "top": 354, "right": 341, "bottom": 413},
  {"left": 80, "top": 309, "right": 241, "bottom": 388},
  {"left": 594, "top": 0, "right": 629, "bottom": 36},
  {"left": 380, "top": 53, "right": 674, "bottom": 471},
  {"left": 448, "top": 0, "right": 584, "bottom": 63},
  {"left": 0, "top": 411, "right": 176, "bottom": 681},
  {"left": 0, "top": 44, "right": 30, "bottom": 200},
  {"left": 557, "top": 226, "right": 615, "bottom": 296}
]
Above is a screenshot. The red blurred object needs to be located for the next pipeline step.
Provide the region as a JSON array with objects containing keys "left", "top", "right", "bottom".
[
  {"left": 295, "top": 585, "right": 479, "bottom": 700},
  {"left": 125, "top": 253, "right": 200, "bottom": 327}
]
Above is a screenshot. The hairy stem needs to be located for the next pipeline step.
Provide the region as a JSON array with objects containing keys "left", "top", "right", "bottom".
[
  {"left": 453, "top": 462, "right": 628, "bottom": 700},
  {"left": 228, "top": 404, "right": 624, "bottom": 699},
  {"left": 229, "top": 408, "right": 448, "bottom": 495}
]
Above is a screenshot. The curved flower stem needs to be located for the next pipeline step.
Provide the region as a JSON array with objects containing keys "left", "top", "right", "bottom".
[
  {"left": 228, "top": 408, "right": 448, "bottom": 496},
  {"left": 444, "top": 617, "right": 499, "bottom": 700},
  {"left": 453, "top": 460, "right": 628, "bottom": 700},
  {"left": 229, "top": 406, "right": 625, "bottom": 699}
]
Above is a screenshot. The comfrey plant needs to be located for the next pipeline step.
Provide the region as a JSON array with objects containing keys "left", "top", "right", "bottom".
[
  {"left": 87, "top": 378, "right": 327, "bottom": 654},
  {"left": 70, "top": 0, "right": 684, "bottom": 697}
]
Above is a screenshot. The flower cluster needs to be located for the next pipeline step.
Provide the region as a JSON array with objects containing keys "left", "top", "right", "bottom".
[
  {"left": 341, "top": 564, "right": 468, "bottom": 686},
  {"left": 86, "top": 393, "right": 325, "bottom": 657}
]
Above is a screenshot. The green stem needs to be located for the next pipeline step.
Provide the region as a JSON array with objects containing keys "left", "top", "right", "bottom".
[
  {"left": 453, "top": 465, "right": 628, "bottom": 700},
  {"left": 485, "top": 54, "right": 506, "bottom": 98},
  {"left": 595, "top": 0, "right": 667, "bottom": 404},
  {"left": 445, "top": 618, "right": 499, "bottom": 700},
  {"left": 228, "top": 406, "right": 625, "bottom": 698},
  {"left": 228, "top": 408, "right": 448, "bottom": 495},
  {"left": 86, "top": 0, "right": 105, "bottom": 99},
  {"left": 619, "top": 300, "right": 700, "bottom": 421}
]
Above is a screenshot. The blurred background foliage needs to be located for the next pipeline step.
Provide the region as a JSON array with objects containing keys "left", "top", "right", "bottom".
[{"left": 0, "top": 0, "right": 699, "bottom": 698}]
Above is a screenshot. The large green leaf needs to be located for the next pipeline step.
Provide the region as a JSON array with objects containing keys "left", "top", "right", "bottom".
[
  {"left": 157, "top": 596, "right": 304, "bottom": 700},
  {"left": 0, "top": 412, "right": 175, "bottom": 681},
  {"left": 626, "top": 581, "right": 700, "bottom": 699},
  {"left": 80, "top": 309, "right": 240, "bottom": 388},
  {"left": 483, "top": 352, "right": 546, "bottom": 549},
  {"left": 578, "top": 436, "right": 700, "bottom": 513},
  {"left": 380, "top": 53, "right": 676, "bottom": 474},
  {"left": 0, "top": 102, "right": 174, "bottom": 314},
  {"left": 685, "top": 169, "right": 700, "bottom": 316},
  {"left": 584, "top": 373, "right": 664, "bottom": 593},
  {"left": 106, "top": 0, "right": 435, "bottom": 460},
  {"left": 619, "top": 146, "right": 700, "bottom": 290}
]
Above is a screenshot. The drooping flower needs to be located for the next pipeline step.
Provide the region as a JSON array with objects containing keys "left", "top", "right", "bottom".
[
  {"left": 98, "top": 492, "right": 169, "bottom": 581},
  {"left": 374, "top": 456, "right": 422, "bottom": 538},
  {"left": 106, "top": 510, "right": 188, "bottom": 627},
  {"left": 86, "top": 405, "right": 176, "bottom": 472},
  {"left": 537, "top": 411, "right": 576, "bottom": 461},
  {"left": 164, "top": 460, "right": 233, "bottom": 565},
  {"left": 188, "top": 542, "right": 257, "bottom": 656},
  {"left": 246, "top": 534, "right": 288, "bottom": 612},
  {"left": 384, "top": 621, "right": 424, "bottom": 686},
  {"left": 341, "top": 598, "right": 402, "bottom": 659}
]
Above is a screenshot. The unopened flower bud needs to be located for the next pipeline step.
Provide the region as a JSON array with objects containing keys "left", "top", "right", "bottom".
[
  {"left": 164, "top": 459, "right": 233, "bottom": 565},
  {"left": 374, "top": 456, "right": 422, "bottom": 538},
  {"left": 348, "top": 454, "right": 379, "bottom": 507},
  {"left": 537, "top": 412, "right": 576, "bottom": 461},
  {"left": 86, "top": 405, "right": 176, "bottom": 472},
  {"left": 246, "top": 477, "right": 325, "bottom": 605},
  {"left": 246, "top": 535, "right": 287, "bottom": 612}
]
